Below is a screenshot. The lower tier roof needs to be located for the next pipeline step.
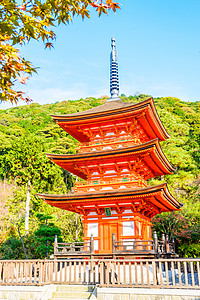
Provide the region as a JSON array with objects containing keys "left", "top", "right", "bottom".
[{"left": 37, "top": 183, "right": 182, "bottom": 219}]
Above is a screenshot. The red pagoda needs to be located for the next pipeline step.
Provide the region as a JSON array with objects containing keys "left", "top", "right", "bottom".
[{"left": 38, "top": 38, "right": 182, "bottom": 256}]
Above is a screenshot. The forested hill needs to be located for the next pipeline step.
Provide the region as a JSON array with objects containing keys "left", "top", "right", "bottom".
[{"left": 0, "top": 95, "right": 199, "bottom": 258}]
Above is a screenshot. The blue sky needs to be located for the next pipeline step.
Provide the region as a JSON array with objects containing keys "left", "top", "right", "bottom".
[{"left": 2, "top": 0, "right": 200, "bottom": 109}]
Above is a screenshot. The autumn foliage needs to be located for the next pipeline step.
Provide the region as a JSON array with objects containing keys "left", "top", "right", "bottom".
[{"left": 0, "top": 0, "right": 120, "bottom": 104}]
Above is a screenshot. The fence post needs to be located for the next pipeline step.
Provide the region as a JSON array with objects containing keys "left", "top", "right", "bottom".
[
  {"left": 54, "top": 235, "right": 58, "bottom": 255},
  {"left": 165, "top": 235, "right": 169, "bottom": 253},
  {"left": 99, "top": 261, "right": 104, "bottom": 285},
  {"left": 72, "top": 242, "right": 75, "bottom": 252},
  {"left": 162, "top": 234, "right": 165, "bottom": 253},
  {"left": 171, "top": 237, "right": 175, "bottom": 253},
  {"left": 154, "top": 231, "right": 158, "bottom": 253},
  {"left": 112, "top": 233, "right": 116, "bottom": 253},
  {"left": 90, "top": 234, "right": 94, "bottom": 254}
]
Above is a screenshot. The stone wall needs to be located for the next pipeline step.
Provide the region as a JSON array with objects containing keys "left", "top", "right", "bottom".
[
  {"left": 97, "top": 287, "right": 200, "bottom": 300},
  {"left": 0, "top": 285, "right": 56, "bottom": 300},
  {"left": 0, "top": 285, "right": 199, "bottom": 300}
]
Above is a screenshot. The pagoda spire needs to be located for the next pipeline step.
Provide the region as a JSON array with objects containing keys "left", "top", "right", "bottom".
[{"left": 109, "top": 37, "right": 121, "bottom": 101}]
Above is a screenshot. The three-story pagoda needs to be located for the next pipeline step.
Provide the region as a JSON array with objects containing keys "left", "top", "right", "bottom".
[{"left": 38, "top": 38, "right": 182, "bottom": 255}]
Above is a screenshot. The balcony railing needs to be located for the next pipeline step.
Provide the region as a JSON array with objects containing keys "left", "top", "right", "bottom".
[
  {"left": 76, "top": 177, "right": 146, "bottom": 186},
  {"left": 54, "top": 233, "right": 176, "bottom": 258},
  {"left": 54, "top": 239, "right": 93, "bottom": 257},
  {"left": 113, "top": 240, "right": 155, "bottom": 254},
  {"left": 76, "top": 137, "right": 141, "bottom": 153},
  {"left": 75, "top": 177, "right": 147, "bottom": 193}
]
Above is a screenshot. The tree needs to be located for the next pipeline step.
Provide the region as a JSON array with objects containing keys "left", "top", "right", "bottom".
[
  {"left": 0, "top": 95, "right": 200, "bottom": 258},
  {"left": 0, "top": 237, "right": 25, "bottom": 259},
  {"left": 152, "top": 210, "right": 200, "bottom": 257},
  {"left": 0, "top": 0, "right": 120, "bottom": 104},
  {"left": 2, "top": 188, "right": 30, "bottom": 259},
  {"left": 34, "top": 213, "right": 62, "bottom": 258},
  {"left": 152, "top": 212, "right": 189, "bottom": 241},
  {"left": 0, "top": 134, "right": 66, "bottom": 192}
]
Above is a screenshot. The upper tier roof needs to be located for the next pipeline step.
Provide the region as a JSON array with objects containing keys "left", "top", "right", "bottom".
[
  {"left": 53, "top": 100, "right": 133, "bottom": 117},
  {"left": 51, "top": 98, "right": 170, "bottom": 142},
  {"left": 46, "top": 139, "right": 175, "bottom": 180}
]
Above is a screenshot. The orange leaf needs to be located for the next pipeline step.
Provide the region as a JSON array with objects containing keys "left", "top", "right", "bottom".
[
  {"left": 18, "top": 76, "right": 28, "bottom": 84},
  {"left": 90, "top": 1, "right": 99, "bottom": 8},
  {"left": 45, "top": 42, "right": 54, "bottom": 49},
  {"left": 15, "top": 91, "right": 25, "bottom": 97},
  {"left": 25, "top": 97, "right": 32, "bottom": 103},
  {"left": 110, "top": 3, "right": 120, "bottom": 12},
  {"left": 18, "top": 5, "right": 26, "bottom": 11}
]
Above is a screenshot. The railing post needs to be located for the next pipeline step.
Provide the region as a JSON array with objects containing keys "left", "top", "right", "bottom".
[
  {"left": 112, "top": 233, "right": 116, "bottom": 253},
  {"left": 90, "top": 234, "right": 94, "bottom": 254},
  {"left": 72, "top": 242, "right": 75, "bottom": 252},
  {"left": 165, "top": 234, "right": 169, "bottom": 253},
  {"left": 171, "top": 237, "right": 175, "bottom": 253},
  {"left": 162, "top": 234, "right": 165, "bottom": 253},
  {"left": 154, "top": 231, "right": 158, "bottom": 253},
  {"left": 54, "top": 235, "right": 58, "bottom": 255}
]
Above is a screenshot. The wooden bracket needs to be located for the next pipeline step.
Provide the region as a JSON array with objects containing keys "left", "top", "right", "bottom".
[{"left": 95, "top": 205, "right": 104, "bottom": 215}]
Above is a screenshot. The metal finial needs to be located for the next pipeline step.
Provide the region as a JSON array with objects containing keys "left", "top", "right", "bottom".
[{"left": 108, "top": 37, "right": 121, "bottom": 101}]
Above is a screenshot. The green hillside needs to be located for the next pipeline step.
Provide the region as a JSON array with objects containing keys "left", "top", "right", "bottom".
[{"left": 0, "top": 95, "right": 199, "bottom": 258}]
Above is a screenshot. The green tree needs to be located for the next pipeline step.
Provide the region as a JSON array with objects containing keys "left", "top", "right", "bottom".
[
  {"left": 0, "top": 134, "right": 66, "bottom": 193},
  {"left": 1, "top": 188, "right": 29, "bottom": 258},
  {"left": 34, "top": 213, "right": 62, "bottom": 258},
  {"left": 0, "top": 95, "right": 200, "bottom": 258},
  {"left": 0, "top": 237, "right": 24, "bottom": 259},
  {"left": 152, "top": 212, "right": 189, "bottom": 241},
  {"left": 0, "top": 0, "right": 120, "bottom": 103}
]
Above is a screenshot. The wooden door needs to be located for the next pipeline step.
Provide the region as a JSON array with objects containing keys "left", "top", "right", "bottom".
[{"left": 101, "top": 222, "right": 118, "bottom": 253}]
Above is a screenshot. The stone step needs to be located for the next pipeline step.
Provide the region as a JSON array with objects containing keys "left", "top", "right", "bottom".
[
  {"left": 49, "top": 299, "right": 89, "bottom": 300},
  {"left": 52, "top": 291, "right": 91, "bottom": 299},
  {"left": 56, "top": 285, "right": 94, "bottom": 292}
]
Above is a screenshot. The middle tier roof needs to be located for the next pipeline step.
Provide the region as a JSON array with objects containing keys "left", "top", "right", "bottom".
[{"left": 46, "top": 139, "right": 175, "bottom": 180}]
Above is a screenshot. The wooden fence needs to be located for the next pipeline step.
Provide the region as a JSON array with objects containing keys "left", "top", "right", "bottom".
[
  {"left": 0, "top": 258, "right": 199, "bottom": 288},
  {"left": 54, "top": 233, "right": 175, "bottom": 258}
]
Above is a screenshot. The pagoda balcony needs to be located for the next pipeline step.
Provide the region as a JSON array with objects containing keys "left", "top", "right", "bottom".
[
  {"left": 76, "top": 138, "right": 142, "bottom": 153},
  {"left": 75, "top": 177, "right": 147, "bottom": 193},
  {"left": 53, "top": 234, "right": 176, "bottom": 259}
]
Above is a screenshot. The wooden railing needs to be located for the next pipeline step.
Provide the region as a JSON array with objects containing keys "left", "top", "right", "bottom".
[
  {"left": 54, "top": 233, "right": 176, "bottom": 258},
  {"left": 76, "top": 137, "right": 141, "bottom": 153},
  {"left": 113, "top": 240, "right": 155, "bottom": 254},
  {"left": 76, "top": 176, "right": 145, "bottom": 186},
  {"left": 0, "top": 258, "right": 199, "bottom": 288},
  {"left": 54, "top": 238, "right": 94, "bottom": 256},
  {"left": 157, "top": 240, "right": 176, "bottom": 255},
  {"left": 75, "top": 177, "right": 147, "bottom": 193},
  {"left": 112, "top": 233, "right": 175, "bottom": 256}
]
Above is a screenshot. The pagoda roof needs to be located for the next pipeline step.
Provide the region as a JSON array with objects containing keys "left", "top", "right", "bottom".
[
  {"left": 51, "top": 98, "right": 170, "bottom": 142},
  {"left": 53, "top": 100, "right": 133, "bottom": 118},
  {"left": 46, "top": 139, "right": 175, "bottom": 180},
  {"left": 37, "top": 183, "right": 182, "bottom": 218}
]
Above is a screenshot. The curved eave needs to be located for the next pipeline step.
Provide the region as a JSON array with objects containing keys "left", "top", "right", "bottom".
[
  {"left": 36, "top": 183, "right": 182, "bottom": 216},
  {"left": 46, "top": 139, "right": 175, "bottom": 179},
  {"left": 51, "top": 98, "right": 170, "bottom": 142}
]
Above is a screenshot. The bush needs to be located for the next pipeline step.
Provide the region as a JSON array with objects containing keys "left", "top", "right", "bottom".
[{"left": 178, "top": 243, "right": 200, "bottom": 258}]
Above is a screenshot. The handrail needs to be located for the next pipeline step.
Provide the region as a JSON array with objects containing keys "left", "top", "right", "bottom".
[
  {"left": 0, "top": 258, "right": 199, "bottom": 288},
  {"left": 76, "top": 176, "right": 145, "bottom": 186},
  {"left": 54, "top": 235, "right": 176, "bottom": 257},
  {"left": 113, "top": 239, "right": 155, "bottom": 253},
  {"left": 77, "top": 136, "right": 139, "bottom": 149},
  {"left": 54, "top": 236, "right": 94, "bottom": 255}
]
